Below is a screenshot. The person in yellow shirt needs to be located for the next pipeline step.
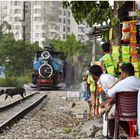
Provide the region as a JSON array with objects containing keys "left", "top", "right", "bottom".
[
  {"left": 99, "top": 42, "right": 117, "bottom": 76},
  {"left": 87, "top": 73, "right": 96, "bottom": 117}
]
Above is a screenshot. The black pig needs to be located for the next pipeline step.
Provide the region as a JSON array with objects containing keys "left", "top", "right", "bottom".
[{"left": 0, "top": 87, "right": 26, "bottom": 100}]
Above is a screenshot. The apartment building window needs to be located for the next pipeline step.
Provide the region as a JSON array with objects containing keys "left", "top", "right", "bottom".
[
  {"left": 15, "top": 32, "right": 19, "bottom": 38},
  {"left": 52, "top": 32, "right": 56, "bottom": 37},
  {"left": 63, "top": 26, "right": 65, "bottom": 32},
  {"left": 34, "top": 1, "right": 41, "bottom": 5},
  {"left": 57, "top": 34, "right": 60, "bottom": 39},
  {"left": 48, "top": 24, "right": 51, "bottom": 29},
  {"left": 10, "top": 17, "right": 12, "bottom": 22},
  {"left": 82, "top": 21, "right": 85, "bottom": 26},
  {"left": 35, "top": 41, "right": 39, "bottom": 45},
  {"left": 14, "top": 17, "right": 20, "bottom": 21},
  {"left": 35, "top": 25, "right": 39, "bottom": 29},
  {"left": 14, "top": 9, "right": 21, "bottom": 14},
  {"left": 63, "top": 34, "right": 66, "bottom": 39},
  {"left": 2, "top": 16, "right": 5, "bottom": 20},
  {"left": 10, "top": 9, "right": 12, "bottom": 14},
  {"left": 43, "top": 8, "right": 46, "bottom": 13},
  {"left": 78, "top": 27, "right": 81, "bottom": 32},
  {"left": 43, "top": 17, "right": 46, "bottom": 22},
  {"left": 67, "top": 27, "right": 70, "bottom": 32},
  {"left": 50, "top": 32, "right": 53, "bottom": 37},
  {"left": 15, "top": 25, "right": 20, "bottom": 30},
  {"left": 78, "top": 35, "right": 84, "bottom": 40},
  {"left": 68, "top": 12, "right": 71, "bottom": 17},
  {"left": 42, "top": 33, "right": 46, "bottom": 37},
  {"left": 59, "top": 18, "right": 61, "bottom": 23},
  {"left": 14, "top": 1, "right": 21, "bottom": 6},
  {"left": 63, "top": 19, "right": 65, "bottom": 24},
  {"left": 12, "top": 25, "right": 14, "bottom": 29},
  {"left": 78, "top": 27, "right": 85, "bottom": 32},
  {"left": 55, "top": 26, "right": 60, "bottom": 30},
  {"left": 3, "top": 6, "right": 6, "bottom": 10},
  {"left": 42, "top": 25, "right": 45, "bottom": 30},
  {"left": 42, "top": 41, "right": 45, "bottom": 46},
  {"left": 63, "top": 11, "right": 66, "bottom": 16},
  {"left": 34, "top": 8, "right": 40, "bottom": 13},
  {"left": 68, "top": 19, "right": 70, "bottom": 24},
  {"left": 34, "top": 17, "right": 41, "bottom": 21},
  {"left": 55, "top": 34, "right": 59, "bottom": 39},
  {"left": 50, "top": 24, "right": 55, "bottom": 29},
  {"left": 35, "top": 33, "right": 39, "bottom": 37}
]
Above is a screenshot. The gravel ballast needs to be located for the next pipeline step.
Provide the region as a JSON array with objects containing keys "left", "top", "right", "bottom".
[{"left": 0, "top": 90, "right": 87, "bottom": 139}]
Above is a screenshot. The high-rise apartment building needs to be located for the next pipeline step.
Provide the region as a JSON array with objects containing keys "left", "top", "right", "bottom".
[
  {"left": 6, "top": 1, "right": 24, "bottom": 40},
  {"left": 0, "top": 1, "right": 91, "bottom": 48},
  {"left": 30, "top": 1, "right": 62, "bottom": 47}
]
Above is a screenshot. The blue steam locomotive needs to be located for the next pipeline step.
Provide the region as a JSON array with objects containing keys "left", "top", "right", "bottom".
[{"left": 31, "top": 45, "right": 66, "bottom": 89}]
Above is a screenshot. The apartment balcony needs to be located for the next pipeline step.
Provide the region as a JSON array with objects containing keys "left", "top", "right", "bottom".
[
  {"left": 78, "top": 31, "right": 85, "bottom": 36},
  {"left": 58, "top": 14, "right": 63, "bottom": 18},
  {"left": 48, "top": 28, "right": 60, "bottom": 34},
  {"left": 78, "top": 34, "right": 85, "bottom": 41},
  {"left": 49, "top": 21, "right": 59, "bottom": 26},
  {"left": 12, "top": 13, "right": 22, "bottom": 17},
  {"left": 48, "top": 34, "right": 60, "bottom": 40},
  {"left": 33, "top": 13, "right": 42, "bottom": 17},
  {"left": 78, "top": 24, "right": 85, "bottom": 28},
  {"left": 33, "top": 5, "right": 42, "bottom": 9}
]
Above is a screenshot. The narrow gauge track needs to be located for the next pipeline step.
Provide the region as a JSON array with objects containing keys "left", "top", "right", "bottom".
[
  {"left": 0, "top": 92, "right": 38, "bottom": 111},
  {"left": 0, "top": 92, "right": 47, "bottom": 132}
]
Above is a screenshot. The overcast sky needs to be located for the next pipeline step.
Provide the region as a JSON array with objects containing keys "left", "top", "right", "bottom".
[{"left": 109, "top": 0, "right": 114, "bottom": 6}]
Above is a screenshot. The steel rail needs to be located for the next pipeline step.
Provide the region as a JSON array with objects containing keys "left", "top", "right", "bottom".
[
  {"left": 0, "top": 93, "right": 47, "bottom": 133},
  {"left": 0, "top": 92, "right": 39, "bottom": 112}
]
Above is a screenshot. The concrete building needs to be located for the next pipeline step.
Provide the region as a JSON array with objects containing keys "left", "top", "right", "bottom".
[{"left": 0, "top": 1, "right": 91, "bottom": 48}]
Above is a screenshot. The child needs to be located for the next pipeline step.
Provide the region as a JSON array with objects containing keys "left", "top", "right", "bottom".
[{"left": 80, "top": 74, "right": 91, "bottom": 101}]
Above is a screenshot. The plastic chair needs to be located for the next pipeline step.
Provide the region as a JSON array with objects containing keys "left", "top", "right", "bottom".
[{"left": 114, "top": 91, "right": 138, "bottom": 139}]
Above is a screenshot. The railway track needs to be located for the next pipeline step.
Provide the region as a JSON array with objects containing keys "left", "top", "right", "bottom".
[{"left": 0, "top": 92, "right": 47, "bottom": 133}]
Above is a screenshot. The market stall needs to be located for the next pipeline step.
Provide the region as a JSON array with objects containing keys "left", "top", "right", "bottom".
[{"left": 112, "top": 2, "right": 140, "bottom": 78}]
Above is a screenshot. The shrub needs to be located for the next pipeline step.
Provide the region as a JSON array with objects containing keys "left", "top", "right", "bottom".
[
  {"left": 0, "top": 75, "right": 31, "bottom": 87},
  {"left": 0, "top": 77, "right": 17, "bottom": 87}
]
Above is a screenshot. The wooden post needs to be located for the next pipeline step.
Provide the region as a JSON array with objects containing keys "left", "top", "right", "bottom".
[{"left": 92, "top": 34, "right": 96, "bottom": 64}]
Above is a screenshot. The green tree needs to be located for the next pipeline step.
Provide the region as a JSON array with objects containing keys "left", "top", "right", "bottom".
[
  {"left": 63, "top": 1, "right": 125, "bottom": 44},
  {"left": 0, "top": 33, "right": 42, "bottom": 76},
  {"left": 0, "top": 20, "right": 11, "bottom": 36},
  {"left": 50, "top": 34, "right": 91, "bottom": 65},
  {"left": 50, "top": 34, "right": 92, "bottom": 80},
  {"left": 63, "top": 1, "right": 113, "bottom": 27}
]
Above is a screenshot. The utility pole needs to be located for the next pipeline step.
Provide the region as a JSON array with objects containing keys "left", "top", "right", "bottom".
[
  {"left": 22, "top": 1, "right": 26, "bottom": 75},
  {"left": 92, "top": 27, "right": 96, "bottom": 64},
  {"left": 0, "top": 0, "right": 2, "bottom": 35}
]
